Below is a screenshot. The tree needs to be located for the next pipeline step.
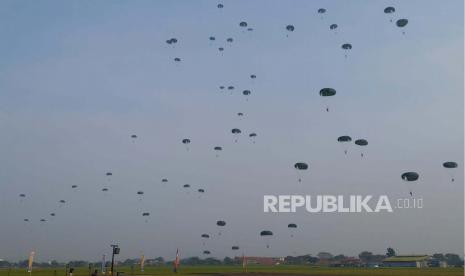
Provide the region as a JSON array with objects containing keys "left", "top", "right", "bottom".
[
  {"left": 358, "top": 251, "right": 374, "bottom": 263},
  {"left": 445, "top": 254, "right": 463, "bottom": 267},
  {"left": 432, "top": 253, "right": 445, "bottom": 261},
  {"left": 386, "top": 248, "right": 396, "bottom": 257},
  {"left": 317, "top": 252, "right": 333, "bottom": 260}
]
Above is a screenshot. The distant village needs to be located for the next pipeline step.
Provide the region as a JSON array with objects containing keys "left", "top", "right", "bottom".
[{"left": 1, "top": 248, "right": 463, "bottom": 269}]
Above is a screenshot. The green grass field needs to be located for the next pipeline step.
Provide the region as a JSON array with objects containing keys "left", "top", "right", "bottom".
[{"left": 1, "top": 265, "right": 463, "bottom": 276}]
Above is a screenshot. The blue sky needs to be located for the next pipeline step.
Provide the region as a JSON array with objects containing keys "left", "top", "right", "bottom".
[{"left": 0, "top": 0, "right": 463, "bottom": 261}]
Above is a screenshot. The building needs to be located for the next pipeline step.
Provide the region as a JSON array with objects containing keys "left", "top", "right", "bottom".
[
  {"left": 382, "top": 255, "right": 429, "bottom": 268},
  {"left": 234, "top": 257, "right": 284, "bottom": 265}
]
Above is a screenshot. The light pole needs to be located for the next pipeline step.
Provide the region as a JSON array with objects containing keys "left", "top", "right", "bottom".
[{"left": 110, "top": 245, "right": 119, "bottom": 276}]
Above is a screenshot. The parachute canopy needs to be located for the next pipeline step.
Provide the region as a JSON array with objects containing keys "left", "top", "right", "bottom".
[
  {"left": 249, "top": 133, "right": 257, "bottom": 137},
  {"left": 384, "top": 7, "right": 395, "bottom": 14},
  {"left": 342, "top": 43, "right": 352, "bottom": 50},
  {"left": 294, "top": 162, "right": 308, "bottom": 170},
  {"left": 286, "top": 25, "right": 295, "bottom": 32},
  {"left": 239, "top": 21, "right": 248, "bottom": 27},
  {"left": 182, "top": 138, "right": 191, "bottom": 144},
  {"left": 214, "top": 146, "right": 222, "bottom": 151},
  {"left": 201, "top": 234, "right": 210, "bottom": 238},
  {"left": 260, "top": 230, "right": 273, "bottom": 236},
  {"left": 142, "top": 212, "right": 150, "bottom": 216},
  {"left": 443, "top": 162, "right": 457, "bottom": 169},
  {"left": 288, "top": 223, "right": 297, "bottom": 228},
  {"left": 231, "top": 128, "right": 241, "bottom": 134},
  {"left": 318, "top": 8, "right": 326, "bottom": 14},
  {"left": 242, "top": 90, "right": 251, "bottom": 96},
  {"left": 355, "top": 139, "right": 368, "bottom": 146},
  {"left": 320, "top": 88, "right": 336, "bottom": 97},
  {"left": 338, "top": 136, "right": 352, "bottom": 142},
  {"left": 401, "top": 172, "right": 419, "bottom": 182},
  {"left": 232, "top": 246, "right": 240, "bottom": 250},
  {"left": 216, "top": 220, "right": 226, "bottom": 226},
  {"left": 396, "top": 19, "right": 408, "bottom": 27},
  {"left": 330, "top": 24, "right": 338, "bottom": 30}
]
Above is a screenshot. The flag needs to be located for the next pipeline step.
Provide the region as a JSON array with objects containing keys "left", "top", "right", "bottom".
[
  {"left": 27, "top": 251, "right": 35, "bottom": 273},
  {"left": 140, "top": 253, "right": 145, "bottom": 272},
  {"left": 173, "top": 249, "right": 180, "bottom": 273},
  {"left": 101, "top": 254, "right": 106, "bottom": 274}
]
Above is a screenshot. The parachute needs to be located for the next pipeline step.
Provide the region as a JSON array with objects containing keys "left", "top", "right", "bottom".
[
  {"left": 237, "top": 112, "right": 244, "bottom": 117},
  {"left": 214, "top": 146, "right": 222, "bottom": 157},
  {"left": 102, "top": 188, "right": 109, "bottom": 192},
  {"left": 162, "top": 178, "right": 168, "bottom": 183},
  {"left": 71, "top": 185, "right": 77, "bottom": 189},
  {"left": 142, "top": 212, "right": 150, "bottom": 223},
  {"left": 317, "top": 8, "right": 326, "bottom": 14},
  {"left": 260, "top": 230, "right": 273, "bottom": 248},
  {"left": 242, "top": 90, "right": 251, "bottom": 101},
  {"left": 106, "top": 172, "right": 113, "bottom": 176},
  {"left": 174, "top": 57, "right": 181, "bottom": 62},
  {"left": 443, "top": 161, "right": 458, "bottom": 182},
  {"left": 396, "top": 19, "right": 408, "bottom": 34},
  {"left": 198, "top": 189, "right": 205, "bottom": 193},
  {"left": 226, "top": 38, "right": 233, "bottom": 43},
  {"left": 137, "top": 191, "right": 144, "bottom": 200},
  {"left": 216, "top": 220, "right": 226, "bottom": 235},
  {"left": 232, "top": 246, "right": 240, "bottom": 250},
  {"left": 319, "top": 88, "right": 336, "bottom": 112},
  {"left": 50, "top": 213, "right": 56, "bottom": 217},
  {"left": 131, "top": 135, "right": 137, "bottom": 139},
  {"left": 239, "top": 21, "right": 248, "bottom": 27},
  {"left": 384, "top": 7, "right": 395, "bottom": 22},
  {"left": 219, "top": 86, "right": 225, "bottom": 90},
  {"left": 217, "top": 3, "right": 223, "bottom": 9},
  {"left": 354, "top": 139, "right": 368, "bottom": 157},
  {"left": 250, "top": 74, "right": 256, "bottom": 79},
  {"left": 183, "top": 184, "right": 190, "bottom": 188},
  {"left": 288, "top": 223, "right": 297, "bottom": 237},
  {"left": 286, "top": 25, "right": 295, "bottom": 37},
  {"left": 231, "top": 128, "right": 241, "bottom": 142},
  {"left": 209, "top": 36, "right": 215, "bottom": 41},
  {"left": 40, "top": 219, "right": 46, "bottom": 222},
  {"left": 201, "top": 234, "right": 210, "bottom": 238},
  {"left": 218, "top": 47, "right": 224, "bottom": 52},
  {"left": 401, "top": 171, "right": 419, "bottom": 196},
  {"left": 59, "top": 200, "right": 66, "bottom": 204},
  {"left": 341, "top": 43, "right": 352, "bottom": 58},
  {"left": 330, "top": 24, "right": 338, "bottom": 31},
  {"left": 24, "top": 219, "right": 29, "bottom": 222},
  {"left": 294, "top": 162, "right": 308, "bottom": 182},
  {"left": 19, "top": 194, "right": 26, "bottom": 198},
  {"left": 182, "top": 138, "right": 191, "bottom": 151},
  {"left": 337, "top": 135, "right": 352, "bottom": 155},
  {"left": 203, "top": 250, "right": 211, "bottom": 255},
  {"left": 249, "top": 132, "right": 257, "bottom": 144}
]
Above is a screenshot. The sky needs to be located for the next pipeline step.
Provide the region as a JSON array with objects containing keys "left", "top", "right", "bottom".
[{"left": 0, "top": 0, "right": 463, "bottom": 262}]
